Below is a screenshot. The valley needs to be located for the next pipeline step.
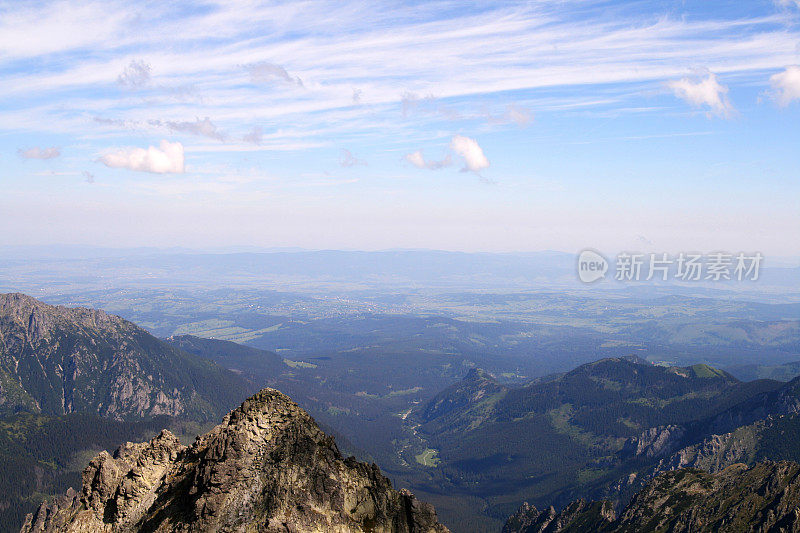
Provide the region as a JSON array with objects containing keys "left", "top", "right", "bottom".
[{"left": 2, "top": 286, "right": 799, "bottom": 531}]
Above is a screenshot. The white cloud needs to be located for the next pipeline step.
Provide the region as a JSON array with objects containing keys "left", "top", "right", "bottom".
[
  {"left": 667, "top": 72, "right": 734, "bottom": 118},
  {"left": 117, "top": 59, "right": 151, "bottom": 88},
  {"left": 450, "top": 135, "right": 489, "bottom": 173},
  {"left": 405, "top": 150, "right": 451, "bottom": 170},
  {"left": 775, "top": 0, "right": 800, "bottom": 8},
  {"left": 769, "top": 66, "right": 800, "bottom": 106},
  {"left": 18, "top": 146, "right": 60, "bottom": 159},
  {"left": 100, "top": 140, "right": 184, "bottom": 174}
]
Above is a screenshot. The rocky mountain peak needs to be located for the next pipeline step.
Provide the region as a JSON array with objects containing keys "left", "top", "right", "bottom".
[
  {"left": 0, "top": 292, "right": 249, "bottom": 420},
  {"left": 22, "top": 387, "right": 449, "bottom": 532},
  {"left": 0, "top": 292, "right": 121, "bottom": 335}
]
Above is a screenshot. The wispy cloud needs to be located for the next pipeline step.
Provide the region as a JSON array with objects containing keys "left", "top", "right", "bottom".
[
  {"left": 667, "top": 72, "right": 734, "bottom": 118},
  {"left": 769, "top": 66, "right": 800, "bottom": 106},
  {"left": 340, "top": 149, "right": 366, "bottom": 167},
  {"left": 401, "top": 91, "right": 460, "bottom": 120},
  {"left": 242, "top": 126, "right": 263, "bottom": 145},
  {"left": 246, "top": 62, "right": 303, "bottom": 87},
  {"left": 487, "top": 105, "right": 534, "bottom": 127},
  {"left": 18, "top": 146, "right": 60, "bottom": 159},
  {"left": 1, "top": 1, "right": 799, "bottom": 170},
  {"left": 117, "top": 59, "right": 151, "bottom": 88},
  {"left": 405, "top": 150, "right": 451, "bottom": 170},
  {"left": 151, "top": 117, "right": 225, "bottom": 141},
  {"left": 100, "top": 140, "right": 184, "bottom": 174}
]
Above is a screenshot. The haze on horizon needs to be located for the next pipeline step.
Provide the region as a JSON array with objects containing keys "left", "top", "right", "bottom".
[{"left": 1, "top": 0, "right": 799, "bottom": 255}]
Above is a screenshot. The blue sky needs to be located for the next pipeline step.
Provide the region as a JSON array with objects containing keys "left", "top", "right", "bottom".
[{"left": 1, "top": 0, "right": 799, "bottom": 254}]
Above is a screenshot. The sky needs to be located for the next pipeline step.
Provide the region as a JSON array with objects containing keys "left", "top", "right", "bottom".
[{"left": 1, "top": 0, "right": 799, "bottom": 255}]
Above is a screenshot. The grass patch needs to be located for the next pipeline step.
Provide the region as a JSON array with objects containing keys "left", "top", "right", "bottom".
[{"left": 415, "top": 448, "right": 440, "bottom": 467}]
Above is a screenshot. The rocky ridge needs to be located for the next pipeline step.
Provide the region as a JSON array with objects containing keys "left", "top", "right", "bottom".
[
  {"left": 504, "top": 461, "right": 800, "bottom": 532},
  {"left": 22, "top": 387, "right": 449, "bottom": 532}
]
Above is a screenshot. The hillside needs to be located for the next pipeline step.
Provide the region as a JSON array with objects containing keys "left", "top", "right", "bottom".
[
  {"left": 0, "top": 412, "right": 184, "bottom": 531},
  {"left": 22, "top": 388, "right": 449, "bottom": 533},
  {"left": 163, "top": 333, "right": 286, "bottom": 384},
  {"left": 0, "top": 293, "right": 250, "bottom": 421},
  {"left": 504, "top": 461, "right": 800, "bottom": 532},
  {"left": 411, "top": 357, "right": 784, "bottom": 527}
]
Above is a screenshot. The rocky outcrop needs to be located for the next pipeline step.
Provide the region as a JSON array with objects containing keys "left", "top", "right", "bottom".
[
  {"left": 622, "top": 424, "right": 685, "bottom": 459},
  {"left": 502, "top": 500, "right": 615, "bottom": 533},
  {"left": 504, "top": 461, "right": 800, "bottom": 532},
  {"left": 21, "top": 388, "right": 449, "bottom": 533},
  {"left": 0, "top": 293, "right": 248, "bottom": 421}
]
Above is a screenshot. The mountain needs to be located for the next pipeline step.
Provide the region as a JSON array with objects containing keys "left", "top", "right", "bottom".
[
  {"left": 420, "top": 368, "right": 509, "bottom": 434},
  {"left": 596, "top": 374, "right": 800, "bottom": 503},
  {"left": 503, "top": 461, "right": 800, "bottom": 532},
  {"left": 0, "top": 293, "right": 249, "bottom": 421},
  {"left": 410, "top": 357, "right": 784, "bottom": 527},
  {"left": 22, "top": 388, "right": 449, "bottom": 533},
  {"left": 419, "top": 358, "right": 775, "bottom": 438},
  {"left": 163, "top": 334, "right": 286, "bottom": 384},
  {"left": 727, "top": 359, "right": 800, "bottom": 383}
]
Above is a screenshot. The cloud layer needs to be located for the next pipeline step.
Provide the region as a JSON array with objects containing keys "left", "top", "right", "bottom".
[
  {"left": 100, "top": 140, "right": 184, "bottom": 174},
  {"left": 0, "top": 1, "right": 797, "bottom": 161}
]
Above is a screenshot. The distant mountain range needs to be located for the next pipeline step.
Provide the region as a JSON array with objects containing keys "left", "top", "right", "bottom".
[{"left": 3, "top": 248, "right": 798, "bottom": 294}]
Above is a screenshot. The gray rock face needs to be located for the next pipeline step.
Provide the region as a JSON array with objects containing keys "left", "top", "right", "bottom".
[
  {"left": 0, "top": 292, "right": 248, "bottom": 421},
  {"left": 21, "top": 388, "right": 449, "bottom": 533},
  {"left": 622, "top": 424, "right": 686, "bottom": 459}
]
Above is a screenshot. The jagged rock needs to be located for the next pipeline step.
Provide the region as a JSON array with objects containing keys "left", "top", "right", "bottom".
[
  {"left": 21, "top": 388, "right": 449, "bottom": 533},
  {"left": 504, "top": 461, "right": 800, "bottom": 532},
  {"left": 502, "top": 500, "right": 614, "bottom": 533},
  {"left": 622, "top": 424, "right": 685, "bottom": 458}
]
